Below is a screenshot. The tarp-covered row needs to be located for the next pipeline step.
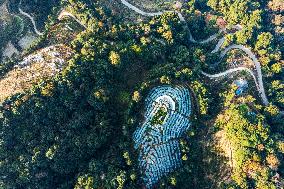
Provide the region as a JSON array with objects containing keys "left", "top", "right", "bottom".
[{"left": 133, "top": 85, "right": 192, "bottom": 188}]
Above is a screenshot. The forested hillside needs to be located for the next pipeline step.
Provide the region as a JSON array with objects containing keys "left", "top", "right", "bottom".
[{"left": 0, "top": 0, "right": 283, "bottom": 188}]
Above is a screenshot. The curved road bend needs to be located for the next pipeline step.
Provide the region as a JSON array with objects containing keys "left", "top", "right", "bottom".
[
  {"left": 120, "top": 0, "right": 269, "bottom": 105},
  {"left": 18, "top": 0, "right": 44, "bottom": 35},
  {"left": 58, "top": 10, "right": 87, "bottom": 29},
  {"left": 219, "top": 45, "right": 269, "bottom": 105}
]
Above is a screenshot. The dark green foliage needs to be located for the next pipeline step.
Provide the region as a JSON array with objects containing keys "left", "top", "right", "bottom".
[
  {"left": 0, "top": 0, "right": 283, "bottom": 188},
  {"left": 0, "top": 58, "right": 17, "bottom": 77},
  {"left": 150, "top": 107, "right": 168, "bottom": 125}
]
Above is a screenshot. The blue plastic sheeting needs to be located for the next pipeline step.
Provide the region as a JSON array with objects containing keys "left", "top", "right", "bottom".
[
  {"left": 133, "top": 85, "right": 192, "bottom": 188},
  {"left": 234, "top": 79, "right": 248, "bottom": 95}
]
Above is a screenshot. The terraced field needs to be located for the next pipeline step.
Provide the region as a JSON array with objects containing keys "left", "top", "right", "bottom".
[{"left": 133, "top": 85, "right": 192, "bottom": 188}]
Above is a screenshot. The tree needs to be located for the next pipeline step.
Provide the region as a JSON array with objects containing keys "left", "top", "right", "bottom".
[
  {"left": 109, "top": 51, "right": 121, "bottom": 65},
  {"left": 74, "top": 174, "right": 94, "bottom": 189},
  {"left": 255, "top": 32, "right": 274, "bottom": 56},
  {"left": 132, "top": 91, "right": 141, "bottom": 102},
  {"left": 215, "top": 86, "right": 278, "bottom": 188}
]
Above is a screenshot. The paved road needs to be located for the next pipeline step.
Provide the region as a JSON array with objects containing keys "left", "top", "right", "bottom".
[
  {"left": 201, "top": 67, "right": 261, "bottom": 96},
  {"left": 219, "top": 45, "right": 269, "bottom": 105},
  {"left": 211, "top": 37, "right": 225, "bottom": 53},
  {"left": 120, "top": 0, "right": 270, "bottom": 106},
  {"left": 18, "top": 0, "right": 44, "bottom": 35},
  {"left": 58, "top": 10, "right": 87, "bottom": 29},
  {"left": 55, "top": 0, "right": 271, "bottom": 107},
  {"left": 121, "top": 0, "right": 224, "bottom": 44},
  {"left": 121, "top": 0, "right": 166, "bottom": 16}
]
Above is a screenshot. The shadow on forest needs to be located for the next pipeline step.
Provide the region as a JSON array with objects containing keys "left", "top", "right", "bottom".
[{"left": 176, "top": 121, "right": 232, "bottom": 189}]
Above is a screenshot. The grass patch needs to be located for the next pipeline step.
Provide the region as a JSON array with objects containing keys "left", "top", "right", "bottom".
[{"left": 150, "top": 106, "right": 168, "bottom": 125}]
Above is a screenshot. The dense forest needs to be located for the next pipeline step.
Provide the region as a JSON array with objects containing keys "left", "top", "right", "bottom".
[{"left": 0, "top": 0, "right": 283, "bottom": 188}]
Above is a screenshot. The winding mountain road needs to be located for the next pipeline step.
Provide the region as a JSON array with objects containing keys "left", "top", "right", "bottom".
[
  {"left": 18, "top": 1, "right": 44, "bottom": 35},
  {"left": 53, "top": 0, "right": 272, "bottom": 107},
  {"left": 211, "top": 37, "right": 225, "bottom": 53},
  {"left": 58, "top": 10, "right": 87, "bottom": 29},
  {"left": 121, "top": 0, "right": 166, "bottom": 16},
  {"left": 120, "top": 0, "right": 270, "bottom": 106},
  {"left": 121, "top": 0, "right": 224, "bottom": 44},
  {"left": 219, "top": 45, "right": 269, "bottom": 105},
  {"left": 201, "top": 67, "right": 259, "bottom": 93}
]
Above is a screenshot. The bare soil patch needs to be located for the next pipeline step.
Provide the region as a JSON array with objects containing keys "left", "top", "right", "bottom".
[{"left": 0, "top": 44, "right": 74, "bottom": 102}]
